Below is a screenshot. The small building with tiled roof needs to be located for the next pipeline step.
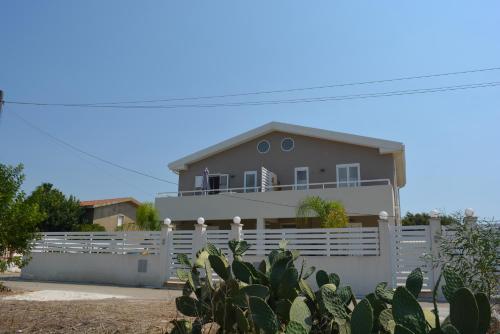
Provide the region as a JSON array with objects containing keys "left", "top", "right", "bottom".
[{"left": 80, "top": 197, "right": 141, "bottom": 231}]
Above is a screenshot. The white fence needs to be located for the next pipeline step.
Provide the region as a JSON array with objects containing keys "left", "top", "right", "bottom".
[
  {"left": 391, "top": 226, "right": 433, "bottom": 289},
  {"left": 242, "top": 227, "right": 379, "bottom": 256},
  {"left": 24, "top": 219, "right": 460, "bottom": 292},
  {"left": 32, "top": 231, "right": 162, "bottom": 255}
]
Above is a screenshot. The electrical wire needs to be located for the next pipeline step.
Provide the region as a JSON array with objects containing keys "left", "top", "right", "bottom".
[
  {"left": 5, "top": 81, "right": 500, "bottom": 110},
  {"left": 10, "top": 66, "right": 500, "bottom": 106},
  {"left": 10, "top": 111, "right": 178, "bottom": 186}
]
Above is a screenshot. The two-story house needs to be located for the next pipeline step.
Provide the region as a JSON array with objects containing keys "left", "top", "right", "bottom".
[{"left": 155, "top": 122, "right": 405, "bottom": 229}]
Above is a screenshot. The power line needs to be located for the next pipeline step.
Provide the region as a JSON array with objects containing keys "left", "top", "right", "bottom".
[
  {"left": 10, "top": 111, "right": 178, "bottom": 186},
  {"left": 11, "top": 66, "right": 500, "bottom": 106},
  {"left": 6, "top": 81, "right": 500, "bottom": 110}
]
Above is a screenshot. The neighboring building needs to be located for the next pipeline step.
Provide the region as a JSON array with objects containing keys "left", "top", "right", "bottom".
[
  {"left": 80, "top": 197, "right": 141, "bottom": 231},
  {"left": 155, "top": 122, "right": 405, "bottom": 229}
]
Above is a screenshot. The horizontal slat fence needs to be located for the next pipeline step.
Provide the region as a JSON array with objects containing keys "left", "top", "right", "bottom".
[
  {"left": 242, "top": 227, "right": 379, "bottom": 256},
  {"left": 392, "top": 226, "right": 433, "bottom": 290},
  {"left": 32, "top": 232, "right": 161, "bottom": 255},
  {"left": 168, "top": 230, "right": 195, "bottom": 279}
]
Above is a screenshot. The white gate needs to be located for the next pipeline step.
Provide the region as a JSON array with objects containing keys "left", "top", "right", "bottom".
[{"left": 391, "top": 225, "right": 434, "bottom": 290}]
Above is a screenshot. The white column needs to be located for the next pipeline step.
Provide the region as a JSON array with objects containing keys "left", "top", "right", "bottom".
[
  {"left": 192, "top": 218, "right": 207, "bottom": 259},
  {"left": 159, "top": 220, "right": 173, "bottom": 287},
  {"left": 230, "top": 221, "right": 243, "bottom": 241},
  {"left": 428, "top": 211, "right": 442, "bottom": 290},
  {"left": 256, "top": 217, "right": 265, "bottom": 256},
  {"left": 378, "top": 211, "right": 396, "bottom": 288}
]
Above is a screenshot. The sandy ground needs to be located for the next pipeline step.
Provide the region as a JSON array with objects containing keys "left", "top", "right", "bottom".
[{"left": 0, "top": 274, "right": 457, "bottom": 333}]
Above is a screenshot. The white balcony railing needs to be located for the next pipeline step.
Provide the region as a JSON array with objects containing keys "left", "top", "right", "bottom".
[{"left": 157, "top": 178, "right": 391, "bottom": 198}]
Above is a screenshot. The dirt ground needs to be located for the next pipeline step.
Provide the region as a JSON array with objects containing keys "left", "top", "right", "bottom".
[{"left": 0, "top": 299, "right": 180, "bottom": 334}]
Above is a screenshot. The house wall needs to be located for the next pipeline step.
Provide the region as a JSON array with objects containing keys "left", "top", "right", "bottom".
[
  {"left": 91, "top": 202, "right": 138, "bottom": 231},
  {"left": 178, "top": 131, "right": 396, "bottom": 192}
]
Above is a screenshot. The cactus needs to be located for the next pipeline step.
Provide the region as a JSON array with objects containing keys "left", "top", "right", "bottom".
[
  {"left": 316, "top": 269, "right": 330, "bottom": 288},
  {"left": 475, "top": 292, "right": 491, "bottom": 334},
  {"left": 248, "top": 296, "right": 279, "bottom": 334},
  {"left": 351, "top": 298, "right": 373, "bottom": 334},
  {"left": 450, "top": 287, "right": 479, "bottom": 334},
  {"left": 208, "top": 254, "right": 230, "bottom": 280},
  {"left": 289, "top": 296, "right": 312, "bottom": 332},
  {"left": 405, "top": 267, "right": 423, "bottom": 299},
  {"left": 375, "top": 282, "right": 394, "bottom": 304},
  {"left": 442, "top": 267, "right": 465, "bottom": 303},
  {"left": 379, "top": 308, "right": 396, "bottom": 333},
  {"left": 392, "top": 286, "right": 427, "bottom": 334},
  {"left": 169, "top": 241, "right": 493, "bottom": 334}
]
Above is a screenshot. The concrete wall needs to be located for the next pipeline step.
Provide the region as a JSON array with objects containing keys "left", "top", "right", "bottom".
[
  {"left": 21, "top": 253, "right": 161, "bottom": 287},
  {"left": 156, "top": 184, "right": 395, "bottom": 222},
  {"left": 178, "top": 131, "right": 396, "bottom": 192}
]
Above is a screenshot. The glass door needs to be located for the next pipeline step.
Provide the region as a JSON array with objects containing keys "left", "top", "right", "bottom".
[
  {"left": 244, "top": 171, "right": 257, "bottom": 192},
  {"left": 336, "top": 163, "right": 360, "bottom": 187},
  {"left": 294, "top": 167, "right": 309, "bottom": 190}
]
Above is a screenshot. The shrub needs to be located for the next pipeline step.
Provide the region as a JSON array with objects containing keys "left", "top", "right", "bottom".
[{"left": 167, "top": 241, "right": 493, "bottom": 334}]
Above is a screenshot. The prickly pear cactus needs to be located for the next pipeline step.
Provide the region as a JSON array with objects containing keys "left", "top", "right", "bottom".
[
  {"left": 450, "top": 287, "right": 479, "bottom": 334},
  {"left": 351, "top": 298, "right": 373, "bottom": 334},
  {"left": 405, "top": 268, "right": 423, "bottom": 299}
]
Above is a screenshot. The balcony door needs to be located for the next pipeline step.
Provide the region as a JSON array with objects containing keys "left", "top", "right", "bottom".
[
  {"left": 244, "top": 171, "right": 257, "bottom": 193},
  {"left": 336, "top": 163, "right": 360, "bottom": 187},
  {"left": 208, "top": 174, "right": 228, "bottom": 194},
  {"left": 294, "top": 167, "right": 309, "bottom": 190}
]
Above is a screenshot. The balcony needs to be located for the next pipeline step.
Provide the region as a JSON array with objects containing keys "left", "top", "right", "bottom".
[
  {"left": 157, "top": 178, "right": 391, "bottom": 198},
  {"left": 155, "top": 179, "right": 395, "bottom": 222}
]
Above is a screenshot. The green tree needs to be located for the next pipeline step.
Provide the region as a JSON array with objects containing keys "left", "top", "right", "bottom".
[
  {"left": 402, "top": 211, "right": 458, "bottom": 226},
  {"left": 296, "top": 196, "right": 349, "bottom": 228},
  {"left": 135, "top": 202, "right": 161, "bottom": 231},
  {"left": 26, "top": 183, "right": 87, "bottom": 232},
  {"left": 0, "top": 163, "right": 44, "bottom": 272}
]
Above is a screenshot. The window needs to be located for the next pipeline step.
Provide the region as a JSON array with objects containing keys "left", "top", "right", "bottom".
[
  {"left": 257, "top": 140, "right": 270, "bottom": 154},
  {"left": 244, "top": 171, "right": 257, "bottom": 192},
  {"left": 294, "top": 167, "right": 309, "bottom": 190},
  {"left": 208, "top": 174, "right": 229, "bottom": 194},
  {"left": 194, "top": 176, "right": 203, "bottom": 188},
  {"left": 281, "top": 138, "right": 295, "bottom": 152},
  {"left": 336, "top": 163, "right": 360, "bottom": 187},
  {"left": 117, "top": 214, "right": 124, "bottom": 227}
]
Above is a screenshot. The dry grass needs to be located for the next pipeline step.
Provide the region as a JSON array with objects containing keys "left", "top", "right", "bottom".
[{"left": 0, "top": 299, "right": 181, "bottom": 334}]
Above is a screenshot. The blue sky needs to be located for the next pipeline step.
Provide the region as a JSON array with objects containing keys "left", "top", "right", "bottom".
[{"left": 1, "top": 1, "right": 499, "bottom": 218}]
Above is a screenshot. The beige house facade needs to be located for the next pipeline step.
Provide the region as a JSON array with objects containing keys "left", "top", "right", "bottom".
[
  {"left": 155, "top": 122, "right": 405, "bottom": 229},
  {"left": 81, "top": 198, "right": 141, "bottom": 231}
]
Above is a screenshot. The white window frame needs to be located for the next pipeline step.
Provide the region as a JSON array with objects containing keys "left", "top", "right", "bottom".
[
  {"left": 336, "top": 163, "right": 361, "bottom": 187},
  {"left": 256, "top": 140, "right": 271, "bottom": 154},
  {"left": 294, "top": 167, "right": 309, "bottom": 190},
  {"left": 244, "top": 171, "right": 258, "bottom": 193},
  {"left": 280, "top": 137, "right": 295, "bottom": 152}
]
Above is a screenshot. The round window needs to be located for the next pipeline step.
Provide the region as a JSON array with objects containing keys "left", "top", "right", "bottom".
[
  {"left": 281, "top": 138, "right": 295, "bottom": 152},
  {"left": 257, "top": 140, "right": 270, "bottom": 154}
]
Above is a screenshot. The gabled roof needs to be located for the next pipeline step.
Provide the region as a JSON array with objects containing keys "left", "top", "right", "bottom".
[
  {"left": 169, "top": 122, "right": 406, "bottom": 187},
  {"left": 80, "top": 197, "right": 141, "bottom": 208}
]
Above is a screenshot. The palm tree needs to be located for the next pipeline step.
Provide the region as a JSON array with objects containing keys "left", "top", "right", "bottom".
[{"left": 296, "top": 196, "right": 349, "bottom": 228}]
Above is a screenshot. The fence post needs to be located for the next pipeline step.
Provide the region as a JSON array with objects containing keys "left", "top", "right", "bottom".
[
  {"left": 256, "top": 217, "right": 265, "bottom": 256},
  {"left": 428, "top": 210, "right": 442, "bottom": 290},
  {"left": 159, "top": 218, "right": 173, "bottom": 287},
  {"left": 192, "top": 217, "right": 207, "bottom": 260},
  {"left": 378, "top": 211, "right": 395, "bottom": 288},
  {"left": 230, "top": 216, "right": 243, "bottom": 241}
]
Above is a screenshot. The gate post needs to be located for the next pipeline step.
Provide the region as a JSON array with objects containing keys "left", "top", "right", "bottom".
[
  {"left": 159, "top": 218, "right": 173, "bottom": 287},
  {"left": 378, "top": 211, "right": 396, "bottom": 288},
  {"left": 193, "top": 217, "right": 207, "bottom": 260},
  {"left": 230, "top": 216, "right": 243, "bottom": 242},
  {"left": 429, "top": 210, "right": 442, "bottom": 290}
]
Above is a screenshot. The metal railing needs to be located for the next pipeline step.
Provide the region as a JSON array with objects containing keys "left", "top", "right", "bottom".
[{"left": 157, "top": 178, "right": 391, "bottom": 197}]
